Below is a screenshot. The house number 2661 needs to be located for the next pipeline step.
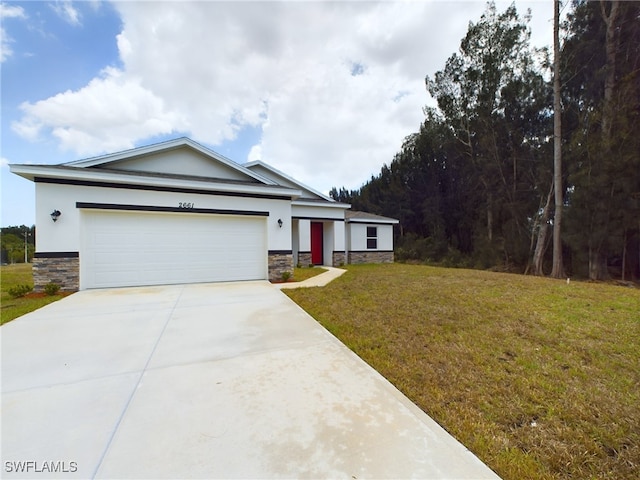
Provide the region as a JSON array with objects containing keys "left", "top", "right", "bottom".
[{"left": 178, "top": 202, "right": 194, "bottom": 209}]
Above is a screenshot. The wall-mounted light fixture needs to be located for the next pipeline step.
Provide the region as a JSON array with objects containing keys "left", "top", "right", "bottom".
[
  {"left": 50, "top": 210, "right": 61, "bottom": 222},
  {"left": 277, "top": 218, "right": 283, "bottom": 228}
]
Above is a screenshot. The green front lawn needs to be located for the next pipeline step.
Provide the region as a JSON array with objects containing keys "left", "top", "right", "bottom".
[
  {"left": 1, "top": 263, "right": 66, "bottom": 325},
  {"left": 284, "top": 263, "right": 640, "bottom": 480}
]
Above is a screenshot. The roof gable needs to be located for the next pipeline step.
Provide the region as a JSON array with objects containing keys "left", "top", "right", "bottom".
[
  {"left": 244, "top": 161, "right": 333, "bottom": 202},
  {"left": 65, "top": 138, "right": 271, "bottom": 185}
]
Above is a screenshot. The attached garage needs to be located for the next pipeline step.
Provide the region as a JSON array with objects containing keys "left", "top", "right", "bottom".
[
  {"left": 10, "top": 138, "right": 378, "bottom": 292},
  {"left": 80, "top": 209, "right": 267, "bottom": 289}
]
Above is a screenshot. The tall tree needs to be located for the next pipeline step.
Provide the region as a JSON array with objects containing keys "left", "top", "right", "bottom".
[
  {"left": 334, "top": 1, "right": 639, "bottom": 279},
  {"left": 426, "top": 2, "right": 549, "bottom": 268},
  {"left": 563, "top": 0, "right": 639, "bottom": 280},
  {"left": 531, "top": 182, "right": 554, "bottom": 275},
  {"left": 587, "top": 0, "right": 619, "bottom": 280},
  {"left": 550, "top": 0, "right": 565, "bottom": 278},
  {"left": 599, "top": 0, "right": 619, "bottom": 143}
]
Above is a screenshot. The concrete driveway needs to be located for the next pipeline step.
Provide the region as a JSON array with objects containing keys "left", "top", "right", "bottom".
[{"left": 1, "top": 281, "right": 499, "bottom": 479}]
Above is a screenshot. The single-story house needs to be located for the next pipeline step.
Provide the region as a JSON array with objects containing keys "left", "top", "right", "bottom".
[{"left": 10, "top": 137, "right": 398, "bottom": 291}]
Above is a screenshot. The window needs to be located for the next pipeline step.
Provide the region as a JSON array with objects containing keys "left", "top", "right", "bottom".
[{"left": 366, "top": 226, "right": 377, "bottom": 249}]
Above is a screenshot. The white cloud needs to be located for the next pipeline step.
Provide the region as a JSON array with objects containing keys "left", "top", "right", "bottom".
[
  {"left": 13, "top": 67, "right": 185, "bottom": 155},
  {"left": 11, "top": 1, "right": 553, "bottom": 192},
  {"left": 0, "top": 3, "right": 24, "bottom": 18},
  {"left": 0, "top": 2, "right": 26, "bottom": 62},
  {"left": 87, "top": 0, "right": 102, "bottom": 12},
  {"left": 50, "top": 0, "right": 81, "bottom": 26},
  {"left": 1, "top": 157, "right": 10, "bottom": 168},
  {"left": 113, "top": 0, "right": 445, "bottom": 191}
]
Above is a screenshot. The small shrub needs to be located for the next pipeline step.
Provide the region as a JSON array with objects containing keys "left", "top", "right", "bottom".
[
  {"left": 281, "top": 271, "right": 292, "bottom": 282},
  {"left": 44, "top": 282, "right": 61, "bottom": 296},
  {"left": 8, "top": 284, "right": 33, "bottom": 298}
]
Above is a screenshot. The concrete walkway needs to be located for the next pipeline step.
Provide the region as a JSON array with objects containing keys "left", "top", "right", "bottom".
[
  {"left": 1, "top": 281, "right": 499, "bottom": 479},
  {"left": 276, "top": 266, "right": 347, "bottom": 289}
]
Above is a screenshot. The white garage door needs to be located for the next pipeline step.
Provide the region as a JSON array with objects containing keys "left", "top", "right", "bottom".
[{"left": 80, "top": 210, "right": 267, "bottom": 289}]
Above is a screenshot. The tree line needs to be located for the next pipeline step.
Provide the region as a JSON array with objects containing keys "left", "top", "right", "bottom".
[
  {"left": 331, "top": 1, "right": 639, "bottom": 281},
  {"left": 1, "top": 226, "right": 36, "bottom": 264}
]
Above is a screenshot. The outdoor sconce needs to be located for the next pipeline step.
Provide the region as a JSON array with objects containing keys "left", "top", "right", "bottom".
[
  {"left": 50, "top": 210, "right": 61, "bottom": 222},
  {"left": 277, "top": 218, "right": 283, "bottom": 228}
]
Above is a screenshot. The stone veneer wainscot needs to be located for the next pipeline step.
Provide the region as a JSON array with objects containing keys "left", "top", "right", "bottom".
[
  {"left": 332, "top": 251, "right": 346, "bottom": 267},
  {"left": 268, "top": 251, "right": 294, "bottom": 282},
  {"left": 32, "top": 253, "right": 79, "bottom": 292},
  {"left": 347, "top": 251, "right": 394, "bottom": 264},
  {"left": 297, "top": 252, "right": 312, "bottom": 268}
]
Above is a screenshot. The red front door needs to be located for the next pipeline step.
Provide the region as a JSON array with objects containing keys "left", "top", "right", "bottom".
[{"left": 311, "top": 222, "right": 324, "bottom": 265}]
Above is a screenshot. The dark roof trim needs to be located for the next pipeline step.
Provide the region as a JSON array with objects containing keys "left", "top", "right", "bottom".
[
  {"left": 76, "top": 202, "right": 269, "bottom": 217},
  {"left": 347, "top": 220, "right": 397, "bottom": 225},
  {"left": 34, "top": 251, "right": 79, "bottom": 258},
  {"left": 292, "top": 216, "right": 345, "bottom": 222},
  {"left": 90, "top": 165, "right": 264, "bottom": 186},
  {"left": 35, "top": 177, "right": 292, "bottom": 201},
  {"left": 348, "top": 250, "right": 395, "bottom": 253}
]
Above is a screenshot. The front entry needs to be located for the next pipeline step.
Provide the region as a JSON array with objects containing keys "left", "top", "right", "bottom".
[{"left": 311, "top": 222, "right": 324, "bottom": 265}]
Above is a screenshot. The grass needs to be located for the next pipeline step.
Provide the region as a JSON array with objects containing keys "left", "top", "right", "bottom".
[
  {"left": 284, "top": 263, "right": 640, "bottom": 480},
  {"left": 292, "top": 266, "right": 327, "bottom": 282},
  {"left": 1, "top": 263, "right": 66, "bottom": 326}
]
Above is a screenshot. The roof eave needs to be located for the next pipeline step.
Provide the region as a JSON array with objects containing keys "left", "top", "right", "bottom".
[
  {"left": 346, "top": 216, "right": 399, "bottom": 224},
  {"left": 9, "top": 164, "right": 301, "bottom": 199},
  {"left": 292, "top": 199, "right": 350, "bottom": 209}
]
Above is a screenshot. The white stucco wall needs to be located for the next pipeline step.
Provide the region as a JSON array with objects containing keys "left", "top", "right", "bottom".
[
  {"left": 292, "top": 220, "right": 300, "bottom": 255},
  {"left": 291, "top": 204, "right": 345, "bottom": 220},
  {"left": 35, "top": 183, "right": 292, "bottom": 253},
  {"left": 297, "top": 219, "right": 311, "bottom": 251},
  {"left": 333, "top": 221, "right": 345, "bottom": 251},
  {"left": 323, "top": 222, "right": 334, "bottom": 264},
  {"left": 347, "top": 223, "right": 394, "bottom": 251}
]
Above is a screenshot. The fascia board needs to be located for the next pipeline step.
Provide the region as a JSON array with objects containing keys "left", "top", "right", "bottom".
[
  {"left": 346, "top": 217, "right": 399, "bottom": 224},
  {"left": 9, "top": 164, "right": 300, "bottom": 198},
  {"left": 292, "top": 199, "right": 351, "bottom": 209},
  {"left": 63, "top": 138, "right": 276, "bottom": 185},
  {"left": 63, "top": 140, "right": 185, "bottom": 167}
]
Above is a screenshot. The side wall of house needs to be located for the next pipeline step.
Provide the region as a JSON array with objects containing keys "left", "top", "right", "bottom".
[
  {"left": 347, "top": 223, "right": 394, "bottom": 251},
  {"left": 347, "top": 223, "right": 395, "bottom": 264}
]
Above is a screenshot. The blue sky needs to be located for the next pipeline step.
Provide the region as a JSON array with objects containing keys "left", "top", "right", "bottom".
[
  {"left": 1, "top": 0, "right": 554, "bottom": 227},
  {"left": 1, "top": 1, "right": 119, "bottom": 224}
]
